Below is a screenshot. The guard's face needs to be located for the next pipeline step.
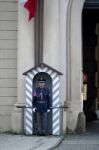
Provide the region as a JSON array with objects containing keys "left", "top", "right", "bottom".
[{"left": 39, "top": 81, "right": 45, "bottom": 88}]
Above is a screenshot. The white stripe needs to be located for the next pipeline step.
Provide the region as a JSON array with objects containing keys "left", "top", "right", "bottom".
[
  {"left": 51, "top": 72, "right": 57, "bottom": 79},
  {"left": 53, "top": 111, "right": 60, "bottom": 120},
  {"left": 43, "top": 67, "right": 49, "bottom": 72},
  {"left": 26, "top": 113, "right": 32, "bottom": 121},
  {"left": 53, "top": 77, "right": 60, "bottom": 85},
  {"left": 26, "top": 91, "right": 32, "bottom": 100},
  {"left": 53, "top": 91, "right": 59, "bottom": 99},
  {"left": 26, "top": 126, "right": 32, "bottom": 134},
  {"left": 26, "top": 84, "right": 32, "bottom": 93},
  {"left": 26, "top": 77, "right": 32, "bottom": 86},
  {"left": 53, "top": 119, "right": 59, "bottom": 128},
  {"left": 53, "top": 107, "right": 59, "bottom": 113},
  {"left": 26, "top": 119, "right": 32, "bottom": 128},
  {"left": 53, "top": 98, "right": 59, "bottom": 106},
  {"left": 26, "top": 104, "right": 29, "bottom": 107},
  {"left": 37, "top": 67, "right": 42, "bottom": 72},
  {"left": 53, "top": 113, "right": 60, "bottom": 122},
  {"left": 47, "top": 69, "right": 53, "bottom": 75},
  {"left": 53, "top": 84, "right": 60, "bottom": 93},
  {"left": 26, "top": 108, "right": 32, "bottom": 114},
  {"left": 32, "top": 69, "right": 38, "bottom": 75},
  {"left": 53, "top": 125, "right": 60, "bottom": 132},
  {"left": 53, "top": 127, "right": 60, "bottom": 135},
  {"left": 26, "top": 98, "right": 32, "bottom": 107},
  {"left": 26, "top": 113, "right": 32, "bottom": 122},
  {"left": 28, "top": 72, "right": 34, "bottom": 79}
]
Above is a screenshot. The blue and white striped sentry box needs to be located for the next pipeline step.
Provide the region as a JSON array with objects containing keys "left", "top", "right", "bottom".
[{"left": 23, "top": 63, "right": 63, "bottom": 135}]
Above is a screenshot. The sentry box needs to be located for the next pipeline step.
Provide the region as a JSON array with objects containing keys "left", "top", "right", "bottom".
[{"left": 23, "top": 63, "right": 63, "bottom": 135}]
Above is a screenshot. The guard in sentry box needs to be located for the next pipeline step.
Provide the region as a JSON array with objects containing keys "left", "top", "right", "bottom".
[{"left": 33, "top": 77, "right": 51, "bottom": 135}]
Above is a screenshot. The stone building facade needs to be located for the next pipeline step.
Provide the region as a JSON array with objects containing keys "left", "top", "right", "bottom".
[{"left": 0, "top": 0, "right": 99, "bottom": 133}]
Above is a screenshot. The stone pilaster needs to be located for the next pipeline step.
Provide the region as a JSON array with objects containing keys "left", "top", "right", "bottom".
[
  {"left": 12, "top": 3, "right": 35, "bottom": 132},
  {"left": 43, "top": 0, "right": 67, "bottom": 132},
  {"left": 66, "top": 0, "right": 85, "bottom": 132}
]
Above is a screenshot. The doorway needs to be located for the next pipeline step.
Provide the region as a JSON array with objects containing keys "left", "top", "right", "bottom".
[
  {"left": 82, "top": 8, "right": 99, "bottom": 122},
  {"left": 33, "top": 72, "right": 52, "bottom": 134}
]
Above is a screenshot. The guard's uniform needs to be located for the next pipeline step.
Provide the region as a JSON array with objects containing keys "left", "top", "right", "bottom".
[
  {"left": 33, "top": 86, "right": 50, "bottom": 135},
  {"left": 33, "top": 87, "right": 50, "bottom": 112}
]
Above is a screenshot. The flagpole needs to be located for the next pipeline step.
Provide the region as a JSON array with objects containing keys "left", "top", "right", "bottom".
[{"left": 35, "top": 0, "right": 44, "bottom": 65}]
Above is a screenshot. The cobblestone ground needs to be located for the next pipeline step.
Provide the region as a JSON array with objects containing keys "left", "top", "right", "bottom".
[{"left": 54, "top": 120, "right": 99, "bottom": 150}]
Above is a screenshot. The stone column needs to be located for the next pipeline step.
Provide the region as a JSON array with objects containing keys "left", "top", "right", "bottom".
[
  {"left": 66, "top": 0, "right": 85, "bottom": 132},
  {"left": 43, "top": 0, "right": 67, "bottom": 132},
  {"left": 43, "top": 0, "right": 60, "bottom": 69},
  {"left": 12, "top": 3, "right": 35, "bottom": 132},
  {"left": 43, "top": 0, "right": 67, "bottom": 100}
]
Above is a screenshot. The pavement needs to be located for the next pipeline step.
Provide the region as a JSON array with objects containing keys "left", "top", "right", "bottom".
[
  {"left": 1, "top": 120, "right": 99, "bottom": 150},
  {"left": 0, "top": 133, "right": 64, "bottom": 150},
  {"left": 54, "top": 120, "right": 99, "bottom": 150}
]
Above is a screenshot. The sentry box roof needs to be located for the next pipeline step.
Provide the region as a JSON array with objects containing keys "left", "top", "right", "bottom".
[{"left": 23, "top": 63, "right": 63, "bottom": 76}]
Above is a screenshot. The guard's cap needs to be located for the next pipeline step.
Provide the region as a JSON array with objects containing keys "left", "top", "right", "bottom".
[{"left": 38, "top": 77, "right": 46, "bottom": 82}]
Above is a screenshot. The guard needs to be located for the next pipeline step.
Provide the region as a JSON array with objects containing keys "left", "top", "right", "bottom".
[{"left": 33, "top": 77, "right": 51, "bottom": 135}]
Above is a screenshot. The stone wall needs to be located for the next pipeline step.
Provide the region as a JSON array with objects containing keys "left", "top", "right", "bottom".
[{"left": 0, "top": 0, "right": 17, "bottom": 131}]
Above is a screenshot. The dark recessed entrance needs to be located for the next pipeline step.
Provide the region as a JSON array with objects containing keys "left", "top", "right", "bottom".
[{"left": 82, "top": 3, "right": 99, "bottom": 122}]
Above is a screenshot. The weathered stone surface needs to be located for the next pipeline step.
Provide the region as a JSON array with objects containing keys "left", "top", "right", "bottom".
[{"left": 75, "top": 112, "right": 86, "bottom": 133}]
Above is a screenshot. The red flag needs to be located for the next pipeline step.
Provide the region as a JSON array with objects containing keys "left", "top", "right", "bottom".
[{"left": 24, "top": 0, "right": 37, "bottom": 21}]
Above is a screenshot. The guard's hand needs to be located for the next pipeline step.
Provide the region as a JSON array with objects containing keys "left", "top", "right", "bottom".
[
  {"left": 47, "top": 109, "right": 50, "bottom": 112},
  {"left": 33, "top": 108, "right": 36, "bottom": 112}
]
